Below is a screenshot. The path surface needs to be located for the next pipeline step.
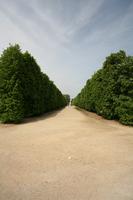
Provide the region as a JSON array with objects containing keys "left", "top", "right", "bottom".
[{"left": 0, "top": 106, "right": 133, "bottom": 200}]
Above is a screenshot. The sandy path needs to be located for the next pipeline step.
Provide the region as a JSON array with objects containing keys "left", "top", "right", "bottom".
[{"left": 0, "top": 106, "right": 133, "bottom": 200}]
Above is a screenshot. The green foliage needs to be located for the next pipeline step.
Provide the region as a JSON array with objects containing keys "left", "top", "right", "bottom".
[
  {"left": 72, "top": 50, "right": 133, "bottom": 126},
  {"left": 64, "top": 94, "right": 70, "bottom": 105},
  {"left": 0, "top": 44, "right": 66, "bottom": 123}
]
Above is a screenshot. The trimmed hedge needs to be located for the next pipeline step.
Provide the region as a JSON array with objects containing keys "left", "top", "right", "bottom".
[
  {"left": 0, "top": 44, "right": 67, "bottom": 123},
  {"left": 72, "top": 50, "right": 133, "bottom": 125}
]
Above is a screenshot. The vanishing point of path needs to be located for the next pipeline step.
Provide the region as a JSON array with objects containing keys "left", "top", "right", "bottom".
[{"left": 0, "top": 106, "right": 133, "bottom": 200}]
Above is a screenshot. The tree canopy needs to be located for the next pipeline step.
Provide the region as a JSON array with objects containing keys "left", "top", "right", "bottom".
[
  {"left": 72, "top": 50, "right": 133, "bottom": 126},
  {"left": 0, "top": 44, "right": 67, "bottom": 123}
]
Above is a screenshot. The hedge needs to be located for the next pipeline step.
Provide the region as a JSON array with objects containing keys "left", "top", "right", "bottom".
[
  {"left": 0, "top": 44, "right": 67, "bottom": 123},
  {"left": 72, "top": 50, "right": 133, "bottom": 125}
]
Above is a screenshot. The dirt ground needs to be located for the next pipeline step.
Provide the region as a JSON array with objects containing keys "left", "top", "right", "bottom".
[{"left": 0, "top": 106, "right": 133, "bottom": 200}]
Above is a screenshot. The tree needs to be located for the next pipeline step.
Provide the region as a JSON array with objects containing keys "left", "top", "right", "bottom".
[
  {"left": 0, "top": 44, "right": 66, "bottom": 123},
  {"left": 0, "top": 44, "right": 24, "bottom": 122},
  {"left": 64, "top": 94, "right": 70, "bottom": 105},
  {"left": 73, "top": 50, "right": 133, "bottom": 126}
]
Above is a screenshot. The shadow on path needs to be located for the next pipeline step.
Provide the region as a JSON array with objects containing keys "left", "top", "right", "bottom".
[{"left": 21, "top": 108, "right": 65, "bottom": 125}]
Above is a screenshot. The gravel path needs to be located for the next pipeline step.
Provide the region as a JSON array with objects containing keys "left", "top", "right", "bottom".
[{"left": 0, "top": 106, "right": 133, "bottom": 200}]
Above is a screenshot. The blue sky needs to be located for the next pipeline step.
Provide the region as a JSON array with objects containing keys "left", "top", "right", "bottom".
[{"left": 0, "top": 0, "right": 133, "bottom": 97}]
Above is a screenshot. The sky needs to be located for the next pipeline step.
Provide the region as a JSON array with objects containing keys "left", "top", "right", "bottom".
[{"left": 0, "top": 0, "right": 133, "bottom": 97}]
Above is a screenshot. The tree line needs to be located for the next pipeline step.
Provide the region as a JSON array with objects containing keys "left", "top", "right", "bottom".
[
  {"left": 0, "top": 44, "right": 67, "bottom": 123},
  {"left": 64, "top": 94, "right": 70, "bottom": 105},
  {"left": 72, "top": 50, "right": 133, "bottom": 125}
]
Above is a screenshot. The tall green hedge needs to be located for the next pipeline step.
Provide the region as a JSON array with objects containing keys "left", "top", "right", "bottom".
[
  {"left": 0, "top": 44, "right": 67, "bottom": 123},
  {"left": 72, "top": 50, "right": 133, "bottom": 125}
]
